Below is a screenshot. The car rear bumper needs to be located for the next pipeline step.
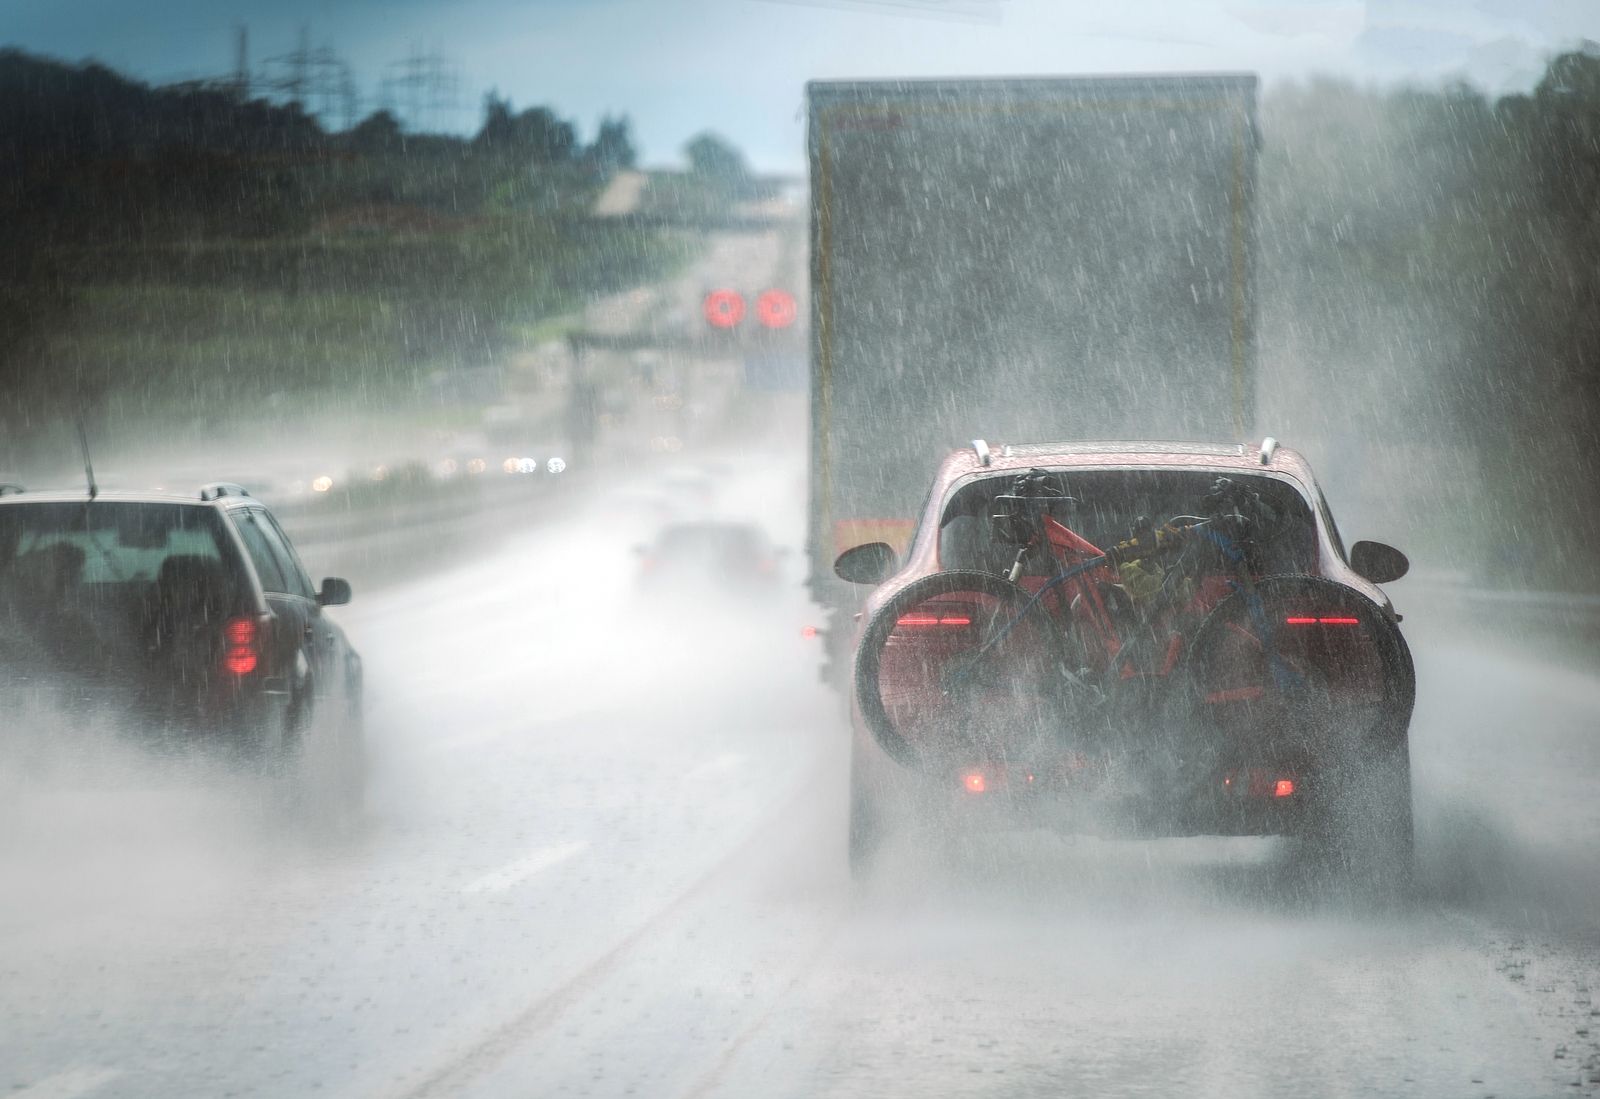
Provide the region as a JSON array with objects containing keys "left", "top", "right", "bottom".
[
  {"left": 2, "top": 673, "right": 288, "bottom": 747},
  {"left": 853, "top": 724, "right": 1320, "bottom": 839}
]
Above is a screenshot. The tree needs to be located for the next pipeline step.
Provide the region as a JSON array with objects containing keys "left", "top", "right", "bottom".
[
  {"left": 684, "top": 131, "right": 747, "bottom": 183},
  {"left": 587, "top": 114, "right": 637, "bottom": 176},
  {"left": 515, "top": 106, "right": 576, "bottom": 165},
  {"left": 348, "top": 108, "right": 404, "bottom": 153},
  {"left": 475, "top": 90, "right": 515, "bottom": 148},
  {"left": 474, "top": 93, "right": 577, "bottom": 165}
]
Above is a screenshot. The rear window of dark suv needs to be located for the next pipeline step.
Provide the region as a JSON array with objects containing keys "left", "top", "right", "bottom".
[{"left": 0, "top": 502, "right": 234, "bottom": 589}]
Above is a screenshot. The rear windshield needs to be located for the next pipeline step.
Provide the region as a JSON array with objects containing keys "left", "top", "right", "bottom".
[
  {"left": 0, "top": 502, "right": 234, "bottom": 588},
  {"left": 939, "top": 468, "right": 1317, "bottom": 576}
]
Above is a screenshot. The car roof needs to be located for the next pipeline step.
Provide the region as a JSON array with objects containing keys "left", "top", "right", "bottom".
[
  {"left": 941, "top": 440, "right": 1317, "bottom": 484},
  {"left": 0, "top": 490, "right": 252, "bottom": 508}
]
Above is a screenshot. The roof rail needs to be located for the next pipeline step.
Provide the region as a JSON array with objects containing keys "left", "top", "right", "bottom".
[
  {"left": 0, "top": 483, "right": 24, "bottom": 496},
  {"left": 199, "top": 482, "right": 250, "bottom": 501},
  {"left": 971, "top": 439, "right": 993, "bottom": 467},
  {"left": 1258, "top": 437, "right": 1279, "bottom": 465}
]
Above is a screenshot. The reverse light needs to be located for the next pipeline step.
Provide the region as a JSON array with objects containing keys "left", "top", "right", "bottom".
[{"left": 223, "top": 617, "right": 259, "bottom": 676}]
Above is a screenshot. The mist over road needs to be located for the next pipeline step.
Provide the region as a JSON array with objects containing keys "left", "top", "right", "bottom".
[{"left": 2, "top": 426, "right": 1598, "bottom": 1099}]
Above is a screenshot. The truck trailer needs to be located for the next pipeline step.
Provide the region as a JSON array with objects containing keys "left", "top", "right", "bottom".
[{"left": 806, "top": 74, "right": 1260, "bottom": 676}]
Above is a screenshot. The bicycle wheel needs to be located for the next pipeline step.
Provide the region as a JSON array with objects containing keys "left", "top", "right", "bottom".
[
  {"left": 854, "top": 569, "right": 1068, "bottom": 770},
  {"left": 1186, "top": 574, "right": 1412, "bottom": 747},
  {"left": 1186, "top": 574, "right": 1416, "bottom": 887}
]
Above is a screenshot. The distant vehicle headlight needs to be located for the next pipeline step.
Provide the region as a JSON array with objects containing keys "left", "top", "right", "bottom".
[{"left": 312, "top": 475, "right": 334, "bottom": 493}]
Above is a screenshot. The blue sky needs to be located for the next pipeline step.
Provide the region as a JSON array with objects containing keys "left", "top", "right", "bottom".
[{"left": 4, "top": 0, "right": 1597, "bottom": 170}]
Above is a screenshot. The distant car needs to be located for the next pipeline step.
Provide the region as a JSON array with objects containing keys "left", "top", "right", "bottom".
[
  {"left": 656, "top": 466, "right": 716, "bottom": 507},
  {"left": 636, "top": 520, "right": 783, "bottom": 595},
  {"left": 0, "top": 483, "right": 363, "bottom": 793},
  {"left": 837, "top": 440, "right": 1415, "bottom": 886}
]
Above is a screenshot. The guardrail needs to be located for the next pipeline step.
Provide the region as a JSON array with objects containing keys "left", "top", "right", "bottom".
[{"left": 1399, "top": 575, "right": 1600, "bottom": 660}]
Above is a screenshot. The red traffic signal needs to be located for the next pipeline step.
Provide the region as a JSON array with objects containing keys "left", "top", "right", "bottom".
[
  {"left": 756, "top": 289, "right": 798, "bottom": 329},
  {"left": 703, "top": 289, "right": 745, "bottom": 328}
]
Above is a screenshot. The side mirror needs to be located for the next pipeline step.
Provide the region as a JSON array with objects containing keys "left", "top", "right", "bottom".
[
  {"left": 318, "top": 577, "right": 353, "bottom": 606},
  {"left": 834, "top": 542, "right": 898, "bottom": 585},
  {"left": 1350, "top": 541, "right": 1409, "bottom": 584}
]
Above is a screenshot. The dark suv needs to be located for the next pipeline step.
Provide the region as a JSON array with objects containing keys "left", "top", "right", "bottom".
[{"left": 0, "top": 483, "right": 362, "bottom": 781}]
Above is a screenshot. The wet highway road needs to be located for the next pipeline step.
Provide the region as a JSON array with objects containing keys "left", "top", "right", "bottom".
[{"left": 3, "top": 448, "right": 1600, "bottom": 1099}]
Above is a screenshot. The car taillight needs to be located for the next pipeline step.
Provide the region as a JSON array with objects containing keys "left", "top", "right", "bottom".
[
  {"left": 224, "top": 616, "right": 259, "bottom": 676},
  {"left": 1231, "top": 770, "right": 1299, "bottom": 798},
  {"left": 1285, "top": 616, "right": 1360, "bottom": 626},
  {"left": 897, "top": 614, "right": 973, "bottom": 627}
]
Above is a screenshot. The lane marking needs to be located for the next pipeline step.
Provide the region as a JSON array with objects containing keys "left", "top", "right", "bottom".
[
  {"left": 678, "top": 919, "right": 846, "bottom": 1099},
  {"left": 683, "top": 752, "right": 747, "bottom": 785},
  {"left": 394, "top": 759, "right": 831, "bottom": 1099},
  {"left": 10, "top": 1069, "right": 121, "bottom": 1099},
  {"left": 461, "top": 841, "right": 589, "bottom": 895}
]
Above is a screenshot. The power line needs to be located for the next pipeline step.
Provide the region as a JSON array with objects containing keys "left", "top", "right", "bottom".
[
  {"left": 260, "top": 24, "right": 364, "bottom": 130},
  {"left": 379, "top": 46, "right": 461, "bottom": 133}
]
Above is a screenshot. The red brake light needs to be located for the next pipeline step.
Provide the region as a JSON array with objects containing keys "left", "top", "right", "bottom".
[
  {"left": 1286, "top": 615, "right": 1360, "bottom": 626},
  {"left": 223, "top": 616, "right": 260, "bottom": 676},
  {"left": 755, "top": 289, "right": 797, "bottom": 328},
  {"left": 703, "top": 289, "right": 745, "bottom": 328},
  {"left": 1274, "top": 778, "right": 1296, "bottom": 798},
  {"left": 963, "top": 772, "right": 987, "bottom": 794},
  {"left": 897, "top": 614, "right": 972, "bottom": 628}
]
